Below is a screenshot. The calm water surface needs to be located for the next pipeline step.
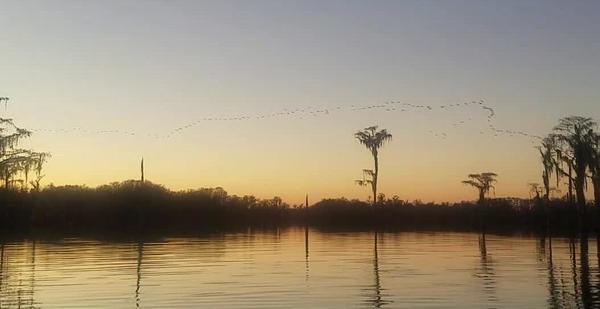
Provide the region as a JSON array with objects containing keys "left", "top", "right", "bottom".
[{"left": 1, "top": 228, "right": 599, "bottom": 308}]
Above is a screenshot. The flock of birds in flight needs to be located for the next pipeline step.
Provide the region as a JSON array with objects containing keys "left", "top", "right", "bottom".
[{"left": 0, "top": 96, "right": 542, "bottom": 143}]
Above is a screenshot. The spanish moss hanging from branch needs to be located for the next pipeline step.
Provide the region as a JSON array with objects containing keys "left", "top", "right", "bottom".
[{"left": 0, "top": 97, "right": 50, "bottom": 191}]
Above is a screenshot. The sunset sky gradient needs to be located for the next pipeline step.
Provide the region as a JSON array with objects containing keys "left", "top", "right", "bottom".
[{"left": 1, "top": 0, "right": 599, "bottom": 204}]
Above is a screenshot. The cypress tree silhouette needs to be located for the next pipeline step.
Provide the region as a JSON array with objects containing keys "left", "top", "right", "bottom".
[
  {"left": 354, "top": 126, "right": 392, "bottom": 205},
  {"left": 462, "top": 173, "right": 498, "bottom": 206},
  {"left": 0, "top": 97, "right": 49, "bottom": 190},
  {"left": 553, "top": 116, "right": 597, "bottom": 209}
]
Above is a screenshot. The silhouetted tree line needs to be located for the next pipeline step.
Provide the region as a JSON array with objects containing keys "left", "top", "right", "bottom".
[
  {"left": 0, "top": 180, "right": 292, "bottom": 232},
  {"left": 305, "top": 196, "right": 598, "bottom": 232},
  {"left": 348, "top": 117, "right": 600, "bottom": 231},
  {"left": 2, "top": 182, "right": 596, "bottom": 233},
  {"left": 2, "top": 95, "right": 600, "bottom": 234}
]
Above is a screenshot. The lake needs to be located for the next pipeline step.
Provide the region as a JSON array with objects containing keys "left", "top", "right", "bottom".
[{"left": 0, "top": 228, "right": 597, "bottom": 308}]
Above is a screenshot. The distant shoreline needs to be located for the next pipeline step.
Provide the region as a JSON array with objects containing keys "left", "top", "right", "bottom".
[{"left": 1, "top": 180, "right": 597, "bottom": 237}]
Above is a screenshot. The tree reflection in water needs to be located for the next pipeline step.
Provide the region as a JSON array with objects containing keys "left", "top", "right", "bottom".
[
  {"left": 304, "top": 225, "right": 309, "bottom": 282},
  {"left": 2, "top": 232, "right": 600, "bottom": 307},
  {"left": 477, "top": 233, "right": 497, "bottom": 305},
  {"left": 368, "top": 232, "right": 392, "bottom": 308},
  {"left": 135, "top": 241, "right": 144, "bottom": 309}
]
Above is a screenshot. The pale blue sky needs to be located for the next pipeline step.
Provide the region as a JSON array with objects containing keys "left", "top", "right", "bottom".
[{"left": 1, "top": 0, "right": 599, "bottom": 203}]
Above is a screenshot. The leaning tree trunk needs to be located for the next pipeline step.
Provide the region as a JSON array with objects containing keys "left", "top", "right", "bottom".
[
  {"left": 372, "top": 152, "right": 379, "bottom": 206},
  {"left": 592, "top": 175, "right": 600, "bottom": 208},
  {"left": 568, "top": 165, "right": 574, "bottom": 205},
  {"left": 575, "top": 166, "right": 587, "bottom": 211},
  {"left": 543, "top": 170, "right": 550, "bottom": 201}
]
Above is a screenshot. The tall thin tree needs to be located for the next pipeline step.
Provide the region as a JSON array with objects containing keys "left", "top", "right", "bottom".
[
  {"left": 355, "top": 126, "right": 392, "bottom": 205},
  {"left": 538, "top": 136, "right": 557, "bottom": 201},
  {"left": 140, "top": 157, "right": 144, "bottom": 183},
  {"left": 590, "top": 132, "right": 600, "bottom": 207}
]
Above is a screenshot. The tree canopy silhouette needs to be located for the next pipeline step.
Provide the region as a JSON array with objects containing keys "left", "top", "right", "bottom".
[
  {"left": 355, "top": 126, "right": 392, "bottom": 205},
  {"left": 0, "top": 98, "right": 49, "bottom": 190},
  {"left": 552, "top": 116, "right": 597, "bottom": 209},
  {"left": 462, "top": 173, "right": 498, "bottom": 206}
]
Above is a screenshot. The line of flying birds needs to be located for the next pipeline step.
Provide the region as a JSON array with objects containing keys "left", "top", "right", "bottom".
[{"left": 7, "top": 98, "right": 541, "bottom": 142}]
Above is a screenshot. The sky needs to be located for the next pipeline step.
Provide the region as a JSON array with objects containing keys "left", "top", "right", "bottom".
[{"left": 1, "top": 0, "right": 599, "bottom": 204}]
